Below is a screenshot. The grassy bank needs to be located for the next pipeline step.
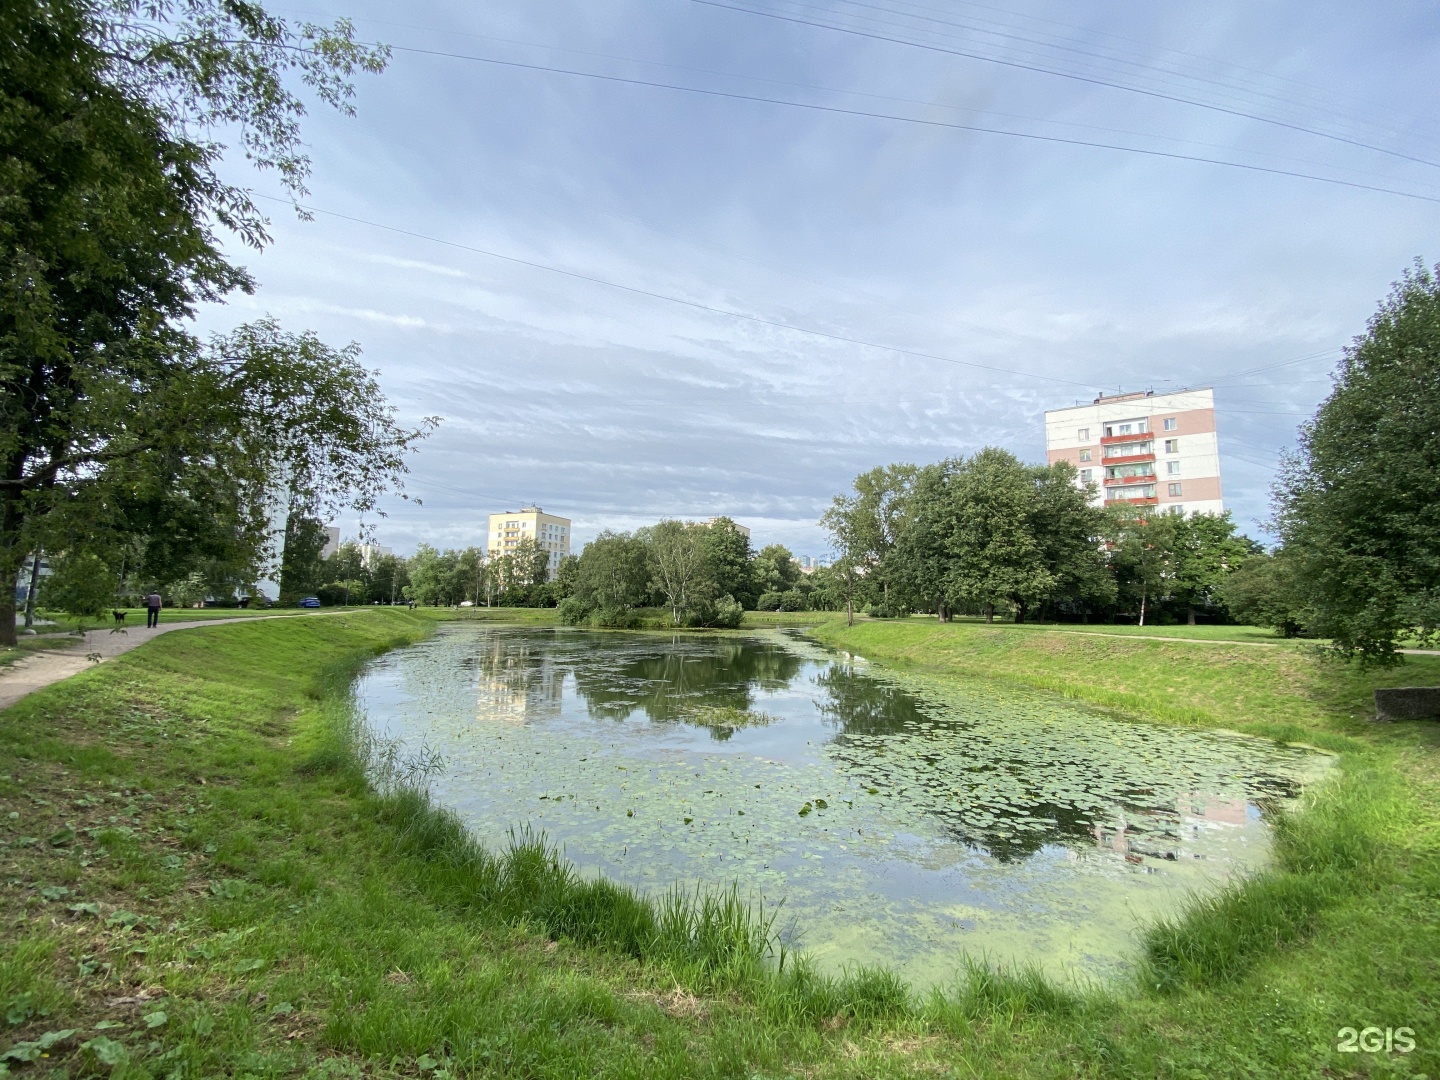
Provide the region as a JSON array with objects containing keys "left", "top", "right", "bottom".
[
  {"left": 2, "top": 612, "right": 1436, "bottom": 1077},
  {"left": 813, "top": 619, "right": 1440, "bottom": 1076}
]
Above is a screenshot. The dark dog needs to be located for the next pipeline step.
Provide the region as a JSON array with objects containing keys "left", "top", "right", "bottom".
[{"left": 112, "top": 610, "right": 127, "bottom": 625}]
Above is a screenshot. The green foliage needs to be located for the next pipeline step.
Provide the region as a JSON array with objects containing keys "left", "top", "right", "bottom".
[
  {"left": 1218, "top": 550, "right": 1306, "bottom": 636},
  {"left": 0, "top": 0, "right": 413, "bottom": 647},
  {"left": 1275, "top": 260, "right": 1440, "bottom": 662},
  {"left": 703, "top": 518, "right": 756, "bottom": 608},
  {"left": 40, "top": 551, "right": 117, "bottom": 620},
  {"left": 278, "top": 515, "right": 327, "bottom": 601},
  {"left": 752, "top": 544, "right": 801, "bottom": 596}
]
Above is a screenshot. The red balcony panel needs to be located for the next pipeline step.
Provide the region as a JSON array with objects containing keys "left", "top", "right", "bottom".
[
  {"left": 1103, "top": 473, "right": 1156, "bottom": 485},
  {"left": 1105, "top": 496, "right": 1159, "bottom": 505},
  {"left": 1102, "top": 452, "right": 1156, "bottom": 465},
  {"left": 1100, "top": 432, "right": 1152, "bottom": 445}
]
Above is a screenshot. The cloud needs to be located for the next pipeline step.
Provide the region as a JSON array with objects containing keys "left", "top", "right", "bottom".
[{"left": 196, "top": 0, "right": 1440, "bottom": 556}]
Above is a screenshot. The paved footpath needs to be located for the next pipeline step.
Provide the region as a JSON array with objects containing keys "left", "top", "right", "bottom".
[{"left": 0, "top": 616, "right": 315, "bottom": 712}]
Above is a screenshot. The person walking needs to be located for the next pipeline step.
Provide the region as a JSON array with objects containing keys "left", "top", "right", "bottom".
[{"left": 145, "top": 591, "right": 163, "bottom": 628}]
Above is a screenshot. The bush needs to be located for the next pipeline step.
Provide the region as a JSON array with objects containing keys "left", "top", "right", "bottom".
[
  {"left": 777, "top": 589, "right": 807, "bottom": 611},
  {"left": 557, "top": 596, "right": 591, "bottom": 625},
  {"left": 756, "top": 591, "right": 784, "bottom": 611}
]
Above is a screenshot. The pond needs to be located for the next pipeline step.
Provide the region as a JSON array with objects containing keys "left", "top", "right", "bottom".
[{"left": 355, "top": 625, "right": 1331, "bottom": 986}]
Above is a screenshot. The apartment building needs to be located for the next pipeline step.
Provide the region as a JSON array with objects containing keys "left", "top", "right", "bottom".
[
  {"left": 1044, "top": 388, "right": 1223, "bottom": 516},
  {"left": 487, "top": 506, "right": 571, "bottom": 578}
]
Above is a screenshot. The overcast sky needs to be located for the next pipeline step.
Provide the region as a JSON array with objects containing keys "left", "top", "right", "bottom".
[{"left": 199, "top": 0, "right": 1440, "bottom": 559}]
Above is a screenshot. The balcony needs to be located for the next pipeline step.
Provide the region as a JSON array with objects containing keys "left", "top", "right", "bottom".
[
  {"left": 1106, "top": 495, "right": 1159, "bottom": 505},
  {"left": 1104, "top": 473, "right": 1156, "bottom": 485},
  {"left": 1100, "top": 431, "right": 1150, "bottom": 445},
  {"left": 1102, "top": 450, "right": 1156, "bottom": 465}
]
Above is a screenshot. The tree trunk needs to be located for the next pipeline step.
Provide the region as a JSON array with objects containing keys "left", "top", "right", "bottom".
[
  {"left": 984, "top": 604, "right": 994, "bottom": 624},
  {"left": 846, "top": 595, "right": 854, "bottom": 627},
  {"left": 1187, "top": 604, "right": 1196, "bottom": 626},
  {"left": 1139, "top": 589, "right": 1147, "bottom": 627},
  {"left": 23, "top": 550, "right": 42, "bottom": 630}
]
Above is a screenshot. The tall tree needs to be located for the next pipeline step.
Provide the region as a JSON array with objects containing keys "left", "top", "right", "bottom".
[
  {"left": 1027, "top": 461, "right": 1114, "bottom": 621},
  {"left": 942, "top": 449, "right": 1052, "bottom": 622},
  {"left": 0, "top": 0, "right": 416, "bottom": 646},
  {"left": 648, "top": 520, "right": 711, "bottom": 626},
  {"left": 571, "top": 531, "right": 651, "bottom": 615},
  {"left": 821, "top": 464, "right": 916, "bottom": 609},
  {"left": 703, "top": 517, "right": 756, "bottom": 609},
  {"left": 1167, "top": 512, "right": 1257, "bottom": 625},
  {"left": 1106, "top": 507, "right": 1175, "bottom": 627},
  {"left": 1275, "top": 261, "right": 1440, "bottom": 662}
]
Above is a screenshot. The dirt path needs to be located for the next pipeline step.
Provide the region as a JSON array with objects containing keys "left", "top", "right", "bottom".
[{"left": 0, "top": 615, "right": 318, "bottom": 712}]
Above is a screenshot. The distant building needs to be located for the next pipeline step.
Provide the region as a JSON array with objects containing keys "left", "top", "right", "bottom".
[
  {"left": 798, "top": 555, "right": 830, "bottom": 574},
  {"left": 707, "top": 517, "right": 750, "bottom": 538},
  {"left": 1044, "top": 388, "right": 1223, "bottom": 516},
  {"left": 320, "top": 526, "right": 341, "bottom": 560},
  {"left": 358, "top": 543, "right": 393, "bottom": 569},
  {"left": 487, "top": 506, "right": 571, "bottom": 579}
]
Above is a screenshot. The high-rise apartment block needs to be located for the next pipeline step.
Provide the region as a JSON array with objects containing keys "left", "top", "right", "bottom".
[
  {"left": 1044, "top": 388, "right": 1223, "bottom": 516},
  {"left": 487, "top": 506, "right": 571, "bottom": 578}
]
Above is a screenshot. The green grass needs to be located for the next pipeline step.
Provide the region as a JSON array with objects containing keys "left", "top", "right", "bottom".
[
  {"left": 872, "top": 612, "right": 1295, "bottom": 645},
  {"left": 0, "top": 611, "right": 1436, "bottom": 1077},
  {"left": 0, "top": 634, "right": 80, "bottom": 669}
]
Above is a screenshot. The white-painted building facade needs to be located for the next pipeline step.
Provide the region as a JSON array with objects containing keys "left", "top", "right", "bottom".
[{"left": 1044, "top": 388, "right": 1224, "bottom": 517}]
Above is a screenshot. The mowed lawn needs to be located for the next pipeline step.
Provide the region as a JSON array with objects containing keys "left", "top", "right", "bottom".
[{"left": 0, "top": 610, "right": 1436, "bottom": 1077}]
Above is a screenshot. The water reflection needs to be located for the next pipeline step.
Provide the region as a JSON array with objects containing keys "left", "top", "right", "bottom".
[{"left": 359, "top": 626, "right": 1330, "bottom": 985}]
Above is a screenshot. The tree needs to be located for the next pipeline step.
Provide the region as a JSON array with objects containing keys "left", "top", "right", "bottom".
[
  {"left": 940, "top": 449, "right": 1052, "bottom": 622},
  {"left": 1275, "top": 261, "right": 1440, "bottom": 662},
  {"left": 1106, "top": 508, "right": 1174, "bottom": 627},
  {"left": 405, "top": 545, "right": 447, "bottom": 607},
  {"left": 1028, "top": 461, "right": 1115, "bottom": 620},
  {"left": 753, "top": 544, "right": 801, "bottom": 596},
  {"left": 1218, "top": 549, "right": 1305, "bottom": 636},
  {"left": 0, "top": 0, "right": 414, "bottom": 647},
  {"left": 702, "top": 517, "right": 756, "bottom": 609},
  {"left": 1167, "top": 512, "right": 1257, "bottom": 624},
  {"left": 370, "top": 553, "right": 410, "bottom": 605},
  {"left": 821, "top": 464, "right": 916, "bottom": 610},
  {"left": 560, "top": 531, "right": 651, "bottom": 626},
  {"left": 648, "top": 520, "right": 712, "bottom": 626},
  {"left": 278, "top": 516, "right": 328, "bottom": 602},
  {"left": 44, "top": 550, "right": 118, "bottom": 623}
]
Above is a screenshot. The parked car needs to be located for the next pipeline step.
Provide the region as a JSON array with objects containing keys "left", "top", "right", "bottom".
[{"left": 298, "top": 596, "right": 321, "bottom": 608}]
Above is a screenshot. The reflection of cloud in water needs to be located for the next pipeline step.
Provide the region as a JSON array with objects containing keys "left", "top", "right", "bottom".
[{"left": 358, "top": 625, "right": 1332, "bottom": 986}]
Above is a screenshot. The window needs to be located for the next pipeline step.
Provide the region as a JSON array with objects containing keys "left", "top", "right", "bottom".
[
  {"left": 1079, "top": 449, "right": 1092, "bottom": 461},
  {"left": 1164, "top": 438, "right": 1179, "bottom": 453},
  {"left": 1163, "top": 417, "right": 1178, "bottom": 431},
  {"left": 1118, "top": 423, "right": 1132, "bottom": 435},
  {"left": 1080, "top": 469, "right": 1092, "bottom": 482},
  {"left": 1167, "top": 461, "right": 1181, "bottom": 475},
  {"left": 1172, "top": 504, "right": 1184, "bottom": 514},
  {"left": 1169, "top": 482, "right": 1183, "bottom": 497},
  {"left": 1077, "top": 427, "right": 1089, "bottom": 441}
]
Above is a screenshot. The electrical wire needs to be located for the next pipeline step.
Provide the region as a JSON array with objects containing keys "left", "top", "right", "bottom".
[
  {"left": 389, "top": 45, "right": 1440, "bottom": 206},
  {"left": 688, "top": 0, "right": 1440, "bottom": 171}
]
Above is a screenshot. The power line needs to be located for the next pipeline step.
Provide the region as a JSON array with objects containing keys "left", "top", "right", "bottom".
[
  {"left": 806, "top": 0, "right": 1417, "bottom": 150},
  {"left": 252, "top": 193, "right": 1094, "bottom": 387},
  {"left": 688, "top": 0, "right": 1440, "bottom": 172},
  {"left": 390, "top": 44, "right": 1440, "bottom": 205}
]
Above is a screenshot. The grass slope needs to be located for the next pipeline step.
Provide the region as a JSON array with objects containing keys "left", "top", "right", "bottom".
[{"left": 0, "top": 611, "right": 1435, "bottom": 1077}]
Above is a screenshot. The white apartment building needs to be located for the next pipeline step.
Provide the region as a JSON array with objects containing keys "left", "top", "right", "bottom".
[
  {"left": 1044, "top": 388, "right": 1224, "bottom": 517},
  {"left": 486, "top": 506, "right": 571, "bottom": 579}
]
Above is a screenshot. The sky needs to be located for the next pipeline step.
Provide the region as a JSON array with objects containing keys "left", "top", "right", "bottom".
[{"left": 197, "top": 0, "right": 1440, "bottom": 560}]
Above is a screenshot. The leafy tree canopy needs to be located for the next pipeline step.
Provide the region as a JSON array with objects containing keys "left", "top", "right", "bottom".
[{"left": 1275, "top": 260, "right": 1440, "bottom": 662}]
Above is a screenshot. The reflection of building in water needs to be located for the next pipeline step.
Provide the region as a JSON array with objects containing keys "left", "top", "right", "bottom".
[
  {"left": 471, "top": 637, "right": 565, "bottom": 724},
  {"left": 1178, "top": 795, "right": 1248, "bottom": 825},
  {"left": 1091, "top": 794, "right": 1251, "bottom": 863}
]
